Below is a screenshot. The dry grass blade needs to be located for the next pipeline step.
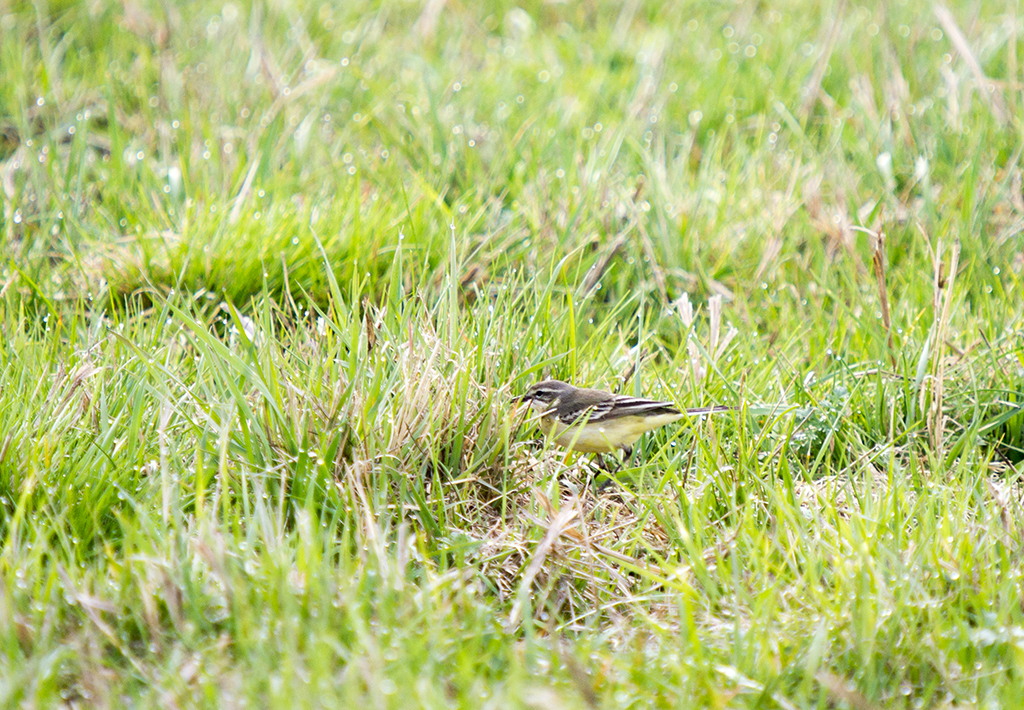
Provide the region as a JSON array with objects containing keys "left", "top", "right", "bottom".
[
  {"left": 673, "top": 294, "right": 736, "bottom": 387},
  {"left": 815, "top": 672, "right": 883, "bottom": 710},
  {"left": 229, "top": 150, "right": 263, "bottom": 224},
  {"left": 985, "top": 478, "right": 1015, "bottom": 538},
  {"left": 159, "top": 398, "right": 173, "bottom": 524},
  {"left": 716, "top": 665, "right": 801, "bottom": 710},
  {"left": 363, "top": 298, "right": 377, "bottom": 353},
  {"left": 929, "top": 238, "right": 961, "bottom": 453},
  {"left": 414, "top": 0, "right": 447, "bottom": 39},
  {"left": 558, "top": 639, "right": 600, "bottom": 709},
  {"left": 1009, "top": 8, "right": 1018, "bottom": 120},
  {"left": 869, "top": 229, "right": 896, "bottom": 367},
  {"left": 613, "top": 348, "right": 644, "bottom": 393},
  {"left": 508, "top": 496, "right": 580, "bottom": 628},
  {"left": 800, "top": 0, "right": 847, "bottom": 119},
  {"left": 346, "top": 460, "right": 390, "bottom": 575},
  {"left": 390, "top": 326, "right": 444, "bottom": 454},
  {"left": 934, "top": 5, "right": 1008, "bottom": 125},
  {"left": 674, "top": 293, "right": 702, "bottom": 385},
  {"left": 56, "top": 565, "right": 151, "bottom": 680},
  {"left": 582, "top": 230, "right": 629, "bottom": 296},
  {"left": 0, "top": 432, "right": 12, "bottom": 464},
  {"left": 708, "top": 294, "right": 737, "bottom": 362}
]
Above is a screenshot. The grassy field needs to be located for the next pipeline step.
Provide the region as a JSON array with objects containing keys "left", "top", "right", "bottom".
[{"left": 2, "top": 0, "right": 1024, "bottom": 707}]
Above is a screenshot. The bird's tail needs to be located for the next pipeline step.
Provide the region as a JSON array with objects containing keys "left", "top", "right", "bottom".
[{"left": 682, "top": 405, "right": 733, "bottom": 415}]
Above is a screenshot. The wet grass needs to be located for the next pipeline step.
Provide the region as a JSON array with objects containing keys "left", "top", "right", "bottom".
[{"left": 2, "top": 0, "right": 1024, "bottom": 707}]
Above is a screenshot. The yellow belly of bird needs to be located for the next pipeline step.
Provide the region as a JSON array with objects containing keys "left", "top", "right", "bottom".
[{"left": 538, "top": 413, "right": 683, "bottom": 453}]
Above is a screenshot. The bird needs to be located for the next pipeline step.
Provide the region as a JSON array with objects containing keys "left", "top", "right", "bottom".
[{"left": 515, "top": 379, "right": 730, "bottom": 460}]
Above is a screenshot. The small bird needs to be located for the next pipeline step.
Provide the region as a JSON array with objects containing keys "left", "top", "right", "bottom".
[{"left": 515, "top": 379, "right": 730, "bottom": 458}]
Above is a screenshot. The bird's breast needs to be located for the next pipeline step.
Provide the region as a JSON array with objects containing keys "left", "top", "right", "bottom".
[{"left": 539, "top": 413, "right": 683, "bottom": 453}]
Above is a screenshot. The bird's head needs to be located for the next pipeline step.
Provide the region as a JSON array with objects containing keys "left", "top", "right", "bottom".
[{"left": 516, "top": 379, "right": 573, "bottom": 409}]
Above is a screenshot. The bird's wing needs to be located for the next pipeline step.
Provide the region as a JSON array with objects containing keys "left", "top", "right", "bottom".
[
  {"left": 603, "top": 396, "right": 681, "bottom": 419},
  {"left": 558, "top": 395, "right": 680, "bottom": 425}
]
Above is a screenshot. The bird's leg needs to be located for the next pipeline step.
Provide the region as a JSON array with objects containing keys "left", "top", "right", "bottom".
[
  {"left": 592, "top": 447, "right": 631, "bottom": 492},
  {"left": 595, "top": 445, "right": 639, "bottom": 492},
  {"left": 595, "top": 475, "right": 616, "bottom": 492}
]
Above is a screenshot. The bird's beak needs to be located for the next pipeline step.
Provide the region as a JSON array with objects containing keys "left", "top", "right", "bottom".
[{"left": 512, "top": 393, "right": 532, "bottom": 413}]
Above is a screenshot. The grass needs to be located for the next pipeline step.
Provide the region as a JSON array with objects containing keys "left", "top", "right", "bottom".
[{"left": 2, "top": 0, "right": 1024, "bottom": 707}]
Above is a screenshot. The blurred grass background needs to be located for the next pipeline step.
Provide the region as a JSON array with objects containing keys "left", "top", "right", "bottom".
[{"left": 2, "top": 0, "right": 1024, "bottom": 707}]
